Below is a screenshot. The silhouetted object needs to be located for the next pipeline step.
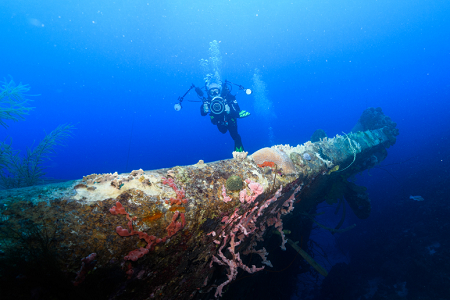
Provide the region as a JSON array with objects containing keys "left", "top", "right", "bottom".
[
  {"left": 352, "top": 107, "right": 399, "bottom": 144},
  {"left": 344, "top": 181, "right": 371, "bottom": 219},
  {"left": 311, "top": 129, "right": 327, "bottom": 143}
]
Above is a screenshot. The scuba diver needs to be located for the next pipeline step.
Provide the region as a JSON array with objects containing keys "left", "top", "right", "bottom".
[{"left": 174, "top": 80, "right": 251, "bottom": 152}]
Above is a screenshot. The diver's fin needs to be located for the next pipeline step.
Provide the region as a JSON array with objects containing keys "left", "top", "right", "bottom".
[{"left": 239, "top": 110, "right": 251, "bottom": 118}]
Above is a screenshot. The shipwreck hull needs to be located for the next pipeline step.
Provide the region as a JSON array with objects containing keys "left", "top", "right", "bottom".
[{"left": 0, "top": 110, "right": 398, "bottom": 300}]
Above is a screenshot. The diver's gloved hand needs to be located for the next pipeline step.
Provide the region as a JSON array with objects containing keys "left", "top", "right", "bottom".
[
  {"left": 203, "top": 102, "right": 210, "bottom": 113},
  {"left": 239, "top": 110, "right": 251, "bottom": 118},
  {"left": 225, "top": 104, "right": 230, "bottom": 114}
]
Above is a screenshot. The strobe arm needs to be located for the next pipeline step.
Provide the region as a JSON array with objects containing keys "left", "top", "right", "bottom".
[
  {"left": 179, "top": 84, "right": 196, "bottom": 103},
  {"left": 225, "top": 80, "right": 252, "bottom": 95},
  {"left": 174, "top": 84, "right": 198, "bottom": 111}
]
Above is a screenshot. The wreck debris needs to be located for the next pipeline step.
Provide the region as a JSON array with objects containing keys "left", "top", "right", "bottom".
[
  {"left": 232, "top": 151, "right": 248, "bottom": 160},
  {"left": 0, "top": 108, "right": 399, "bottom": 300}
]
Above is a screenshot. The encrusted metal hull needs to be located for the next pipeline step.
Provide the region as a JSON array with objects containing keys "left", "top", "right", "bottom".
[{"left": 0, "top": 110, "right": 399, "bottom": 299}]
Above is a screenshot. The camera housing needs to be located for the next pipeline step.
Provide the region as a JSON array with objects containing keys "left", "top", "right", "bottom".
[{"left": 209, "top": 97, "right": 226, "bottom": 115}]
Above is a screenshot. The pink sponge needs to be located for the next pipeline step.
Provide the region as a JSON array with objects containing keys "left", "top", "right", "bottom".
[
  {"left": 221, "top": 185, "right": 232, "bottom": 203},
  {"left": 124, "top": 247, "right": 149, "bottom": 261},
  {"left": 248, "top": 182, "right": 264, "bottom": 196},
  {"left": 239, "top": 180, "right": 264, "bottom": 203}
]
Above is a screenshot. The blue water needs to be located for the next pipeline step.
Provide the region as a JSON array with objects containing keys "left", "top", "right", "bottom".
[
  {"left": 2, "top": 0, "right": 448, "bottom": 181},
  {"left": 1, "top": 0, "right": 450, "bottom": 298}
]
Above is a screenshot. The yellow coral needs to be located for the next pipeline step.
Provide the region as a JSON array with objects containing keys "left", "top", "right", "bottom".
[{"left": 327, "top": 165, "right": 340, "bottom": 175}]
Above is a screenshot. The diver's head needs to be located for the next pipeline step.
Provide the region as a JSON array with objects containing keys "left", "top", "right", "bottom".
[{"left": 207, "top": 83, "right": 221, "bottom": 97}]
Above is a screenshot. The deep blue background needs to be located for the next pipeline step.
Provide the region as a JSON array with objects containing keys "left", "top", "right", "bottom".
[
  {"left": 1, "top": 0, "right": 449, "bottom": 183},
  {"left": 1, "top": 0, "right": 449, "bottom": 220}
]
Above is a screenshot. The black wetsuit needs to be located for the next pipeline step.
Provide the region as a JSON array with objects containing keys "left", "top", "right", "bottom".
[{"left": 200, "top": 93, "right": 244, "bottom": 152}]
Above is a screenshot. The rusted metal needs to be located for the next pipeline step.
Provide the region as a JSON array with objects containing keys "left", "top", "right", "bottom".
[{"left": 0, "top": 110, "right": 399, "bottom": 299}]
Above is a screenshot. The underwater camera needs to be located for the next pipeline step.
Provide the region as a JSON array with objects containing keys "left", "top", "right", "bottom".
[
  {"left": 174, "top": 80, "right": 251, "bottom": 111},
  {"left": 209, "top": 96, "right": 226, "bottom": 116}
]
